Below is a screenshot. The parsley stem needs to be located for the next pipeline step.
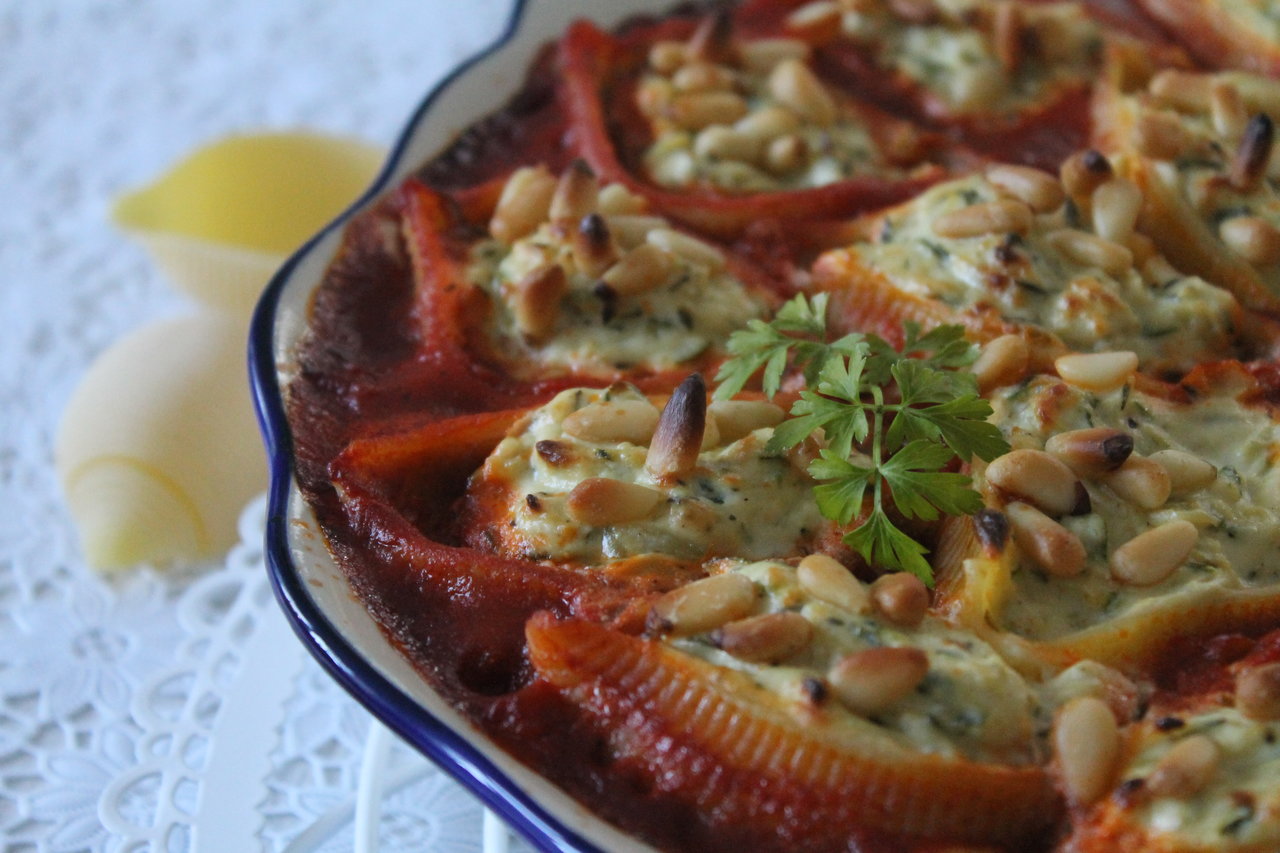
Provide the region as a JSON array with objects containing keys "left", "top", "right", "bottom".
[{"left": 870, "top": 383, "right": 885, "bottom": 518}]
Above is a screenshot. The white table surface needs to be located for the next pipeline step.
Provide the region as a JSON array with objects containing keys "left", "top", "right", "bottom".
[{"left": 0, "top": 1, "right": 540, "bottom": 849}]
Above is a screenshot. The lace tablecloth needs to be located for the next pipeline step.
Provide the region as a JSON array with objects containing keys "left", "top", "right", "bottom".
[{"left": 1, "top": 1, "right": 535, "bottom": 849}]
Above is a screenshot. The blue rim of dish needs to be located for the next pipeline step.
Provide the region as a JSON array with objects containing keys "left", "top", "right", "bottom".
[{"left": 247, "top": 3, "right": 606, "bottom": 850}]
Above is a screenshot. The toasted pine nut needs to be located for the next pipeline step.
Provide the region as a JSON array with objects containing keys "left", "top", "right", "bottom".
[
  {"left": 1146, "top": 735, "right": 1221, "bottom": 799},
  {"left": 1110, "top": 519, "right": 1198, "bottom": 586},
  {"left": 1060, "top": 150, "right": 1113, "bottom": 201},
  {"left": 649, "top": 40, "right": 688, "bottom": 75},
  {"left": 566, "top": 477, "right": 664, "bottom": 526},
  {"left": 637, "top": 77, "right": 675, "bottom": 117},
  {"left": 991, "top": 1, "right": 1022, "bottom": 72},
  {"left": 1230, "top": 114, "right": 1275, "bottom": 191},
  {"left": 1211, "top": 81, "right": 1249, "bottom": 139},
  {"left": 738, "top": 38, "right": 810, "bottom": 74},
  {"left": 785, "top": 0, "right": 843, "bottom": 42},
  {"left": 1236, "top": 662, "right": 1280, "bottom": 721},
  {"left": 708, "top": 399, "right": 786, "bottom": 443},
  {"left": 1149, "top": 69, "right": 1212, "bottom": 112},
  {"left": 768, "top": 59, "right": 837, "bottom": 127},
  {"left": 765, "top": 134, "right": 809, "bottom": 174},
  {"left": 828, "top": 646, "right": 929, "bottom": 716},
  {"left": 646, "top": 373, "right": 708, "bottom": 480},
  {"left": 512, "top": 264, "right": 566, "bottom": 342},
  {"left": 1133, "top": 111, "right": 1196, "bottom": 161},
  {"left": 700, "top": 412, "right": 722, "bottom": 449},
  {"left": 1142, "top": 253, "right": 1183, "bottom": 286},
  {"left": 573, "top": 213, "right": 618, "bottom": 278},
  {"left": 562, "top": 400, "right": 661, "bottom": 445},
  {"left": 797, "top": 553, "right": 870, "bottom": 613},
  {"left": 694, "top": 125, "right": 761, "bottom": 163},
  {"left": 673, "top": 61, "right": 736, "bottom": 93},
  {"left": 646, "top": 227, "right": 726, "bottom": 270},
  {"left": 1054, "top": 351, "right": 1138, "bottom": 392},
  {"left": 605, "top": 214, "right": 668, "bottom": 249},
  {"left": 932, "top": 199, "right": 1033, "bottom": 239},
  {"left": 870, "top": 573, "right": 929, "bottom": 627},
  {"left": 1220, "top": 216, "right": 1280, "bottom": 266},
  {"left": 1045, "top": 428, "right": 1134, "bottom": 477},
  {"left": 1104, "top": 454, "right": 1173, "bottom": 511},
  {"left": 1149, "top": 449, "right": 1217, "bottom": 495},
  {"left": 1091, "top": 179, "right": 1143, "bottom": 245},
  {"left": 986, "top": 449, "right": 1086, "bottom": 517},
  {"left": 1054, "top": 697, "right": 1121, "bottom": 806},
  {"left": 986, "top": 165, "right": 1065, "bottom": 213},
  {"left": 490, "top": 165, "right": 558, "bottom": 243},
  {"left": 602, "top": 244, "right": 677, "bottom": 296},
  {"left": 1006, "top": 501, "right": 1087, "bottom": 578},
  {"left": 667, "top": 91, "right": 750, "bottom": 130},
  {"left": 972, "top": 333, "right": 1030, "bottom": 393},
  {"left": 549, "top": 160, "right": 599, "bottom": 225},
  {"left": 712, "top": 611, "right": 813, "bottom": 662},
  {"left": 734, "top": 105, "right": 802, "bottom": 141},
  {"left": 597, "top": 183, "right": 647, "bottom": 216},
  {"left": 647, "top": 572, "right": 758, "bottom": 637},
  {"left": 1046, "top": 229, "right": 1134, "bottom": 277}
]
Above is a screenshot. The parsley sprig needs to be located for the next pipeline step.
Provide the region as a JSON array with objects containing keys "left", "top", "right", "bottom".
[{"left": 713, "top": 294, "right": 1009, "bottom": 585}]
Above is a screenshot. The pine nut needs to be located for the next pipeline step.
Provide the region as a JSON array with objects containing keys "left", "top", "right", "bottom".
[
  {"left": 646, "top": 373, "right": 707, "bottom": 480},
  {"left": 646, "top": 227, "right": 725, "bottom": 270},
  {"left": 734, "top": 105, "right": 803, "bottom": 141},
  {"left": 1091, "top": 178, "right": 1143, "bottom": 245},
  {"left": 573, "top": 213, "right": 618, "bottom": 278},
  {"left": 972, "top": 333, "right": 1030, "bottom": 393},
  {"left": 1060, "top": 149, "right": 1113, "bottom": 201},
  {"left": 828, "top": 646, "right": 930, "bottom": 716},
  {"left": 667, "top": 91, "right": 750, "bottom": 130},
  {"left": 1146, "top": 735, "right": 1221, "bottom": 799},
  {"left": 1006, "top": 501, "right": 1087, "bottom": 578},
  {"left": 707, "top": 399, "right": 786, "bottom": 443},
  {"left": 1054, "top": 697, "right": 1120, "bottom": 806},
  {"left": 694, "top": 125, "right": 761, "bottom": 163},
  {"left": 1149, "top": 449, "right": 1217, "bottom": 495},
  {"left": 870, "top": 573, "right": 929, "bottom": 627},
  {"left": 737, "top": 38, "right": 810, "bottom": 74},
  {"left": 597, "top": 183, "right": 647, "bottom": 216},
  {"left": 1230, "top": 114, "right": 1275, "bottom": 191},
  {"left": 562, "top": 400, "right": 661, "bottom": 445},
  {"left": 673, "top": 61, "right": 736, "bottom": 93},
  {"left": 1220, "top": 216, "right": 1280, "bottom": 266},
  {"left": 986, "top": 165, "right": 1065, "bottom": 213},
  {"left": 764, "top": 134, "right": 809, "bottom": 174},
  {"left": 512, "top": 264, "right": 566, "bottom": 342},
  {"left": 1211, "top": 81, "right": 1249, "bottom": 139},
  {"left": 797, "top": 553, "right": 870, "bottom": 613},
  {"left": 602, "top": 244, "right": 677, "bottom": 295},
  {"left": 1110, "top": 519, "right": 1198, "bottom": 586},
  {"left": 1054, "top": 351, "right": 1138, "bottom": 392},
  {"left": 767, "top": 59, "right": 837, "bottom": 127},
  {"left": 1046, "top": 229, "right": 1134, "bottom": 277},
  {"left": 636, "top": 77, "right": 675, "bottom": 117},
  {"left": 1104, "top": 454, "right": 1172, "bottom": 510},
  {"left": 549, "top": 160, "right": 599, "bottom": 225},
  {"left": 566, "top": 477, "right": 664, "bottom": 526},
  {"left": 647, "top": 572, "right": 758, "bottom": 637},
  {"left": 605, "top": 214, "right": 667, "bottom": 249},
  {"left": 1045, "top": 428, "right": 1134, "bottom": 477},
  {"left": 1236, "top": 662, "right": 1280, "bottom": 721},
  {"left": 1149, "top": 70, "right": 1212, "bottom": 113},
  {"left": 712, "top": 611, "right": 813, "bottom": 663},
  {"left": 785, "top": 0, "right": 842, "bottom": 42},
  {"left": 991, "top": 1, "right": 1022, "bottom": 72},
  {"left": 490, "top": 165, "right": 557, "bottom": 243},
  {"left": 649, "top": 40, "right": 688, "bottom": 75},
  {"left": 985, "top": 449, "right": 1086, "bottom": 517},
  {"left": 932, "top": 199, "right": 1033, "bottom": 239},
  {"left": 1133, "top": 111, "right": 1196, "bottom": 160}
]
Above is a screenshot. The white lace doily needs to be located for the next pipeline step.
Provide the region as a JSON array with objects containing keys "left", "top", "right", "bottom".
[{"left": 0, "top": 0, "right": 544, "bottom": 849}]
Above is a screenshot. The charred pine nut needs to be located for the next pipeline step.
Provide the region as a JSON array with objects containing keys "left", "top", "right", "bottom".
[
  {"left": 985, "top": 449, "right": 1085, "bottom": 517},
  {"left": 490, "top": 166, "right": 558, "bottom": 243},
  {"left": 1104, "top": 454, "right": 1173, "bottom": 510},
  {"left": 1149, "top": 449, "right": 1217, "bottom": 494},
  {"left": 1060, "top": 149, "right": 1113, "bottom": 201},
  {"left": 602, "top": 244, "right": 677, "bottom": 295},
  {"left": 932, "top": 199, "right": 1033, "bottom": 239},
  {"left": 1110, "top": 519, "right": 1198, "bottom": 586},
  {"left": 649, "top": 40, "right": 688, "bottom": 74},
  {"left": 1230, "top": 114, "right": 1275, "bottom": 191},
  {"left": 694, "top": 126, "right": 761, "bottom": 163},
  {"left": 870, "top": 573, "right": 929, "bottom": 627},
  {"left": 1133, "top": 111, "right": 1196, "bottom": 160},
  {"left": 1149, "top": 69, "right": 1212, "bottom": 112},
  {"left": 646, "top": 227, "right": 726, "bottom": 270},
  {"left": 972, "top": 333, "right": 1030, "bottom": 393},
  {"left": 797, "top": 553, "right": 870, "bottom": 613},
  {"left": 1236, "top": 662, "right": 1280, "bottom": 721},
  {"left": 562, "top": 400, "right": 660, "bottom": 444},
  {"left": 1054, "top": 351, "right": 1138, "bottom": 392},
  {"left": 734, "top": 105, "right": 802, "bottom": 141},
  {"left": 646, "top": 373, "right": 707, "bottom": 480},
  {"left": 1046, "top": 229, "right": 1134, "bottom": 277},
  {"left": 828, "top": 646, "right": 929, "bottom": 716},
  {"left": 738, "top": 38, "right": 810, "bottom": 73},
  {"left": 986, "top": 165, "right": 1064, "bottom": 213},
  {"left": 1220, "top": 216, "right": 1280, "bottom": 266},
  {"left": 647, "top": 572, "right": 758, "bottom": 637},
  {"left": 1054, "top": 697, "right": 1121, "bottom": 806},
  {"left": 767, "top": 59, "right": 836, "bottom": 127},
  {"left": 668, "top": 91, "right": 750, "bottom": 130},
  {"left": 1211, "top": 81, "right": 1249, "bottom": 139},
  {"left": 1006, "top": 501, "right": 1086, "bottom": 578},
  {"left": 1045, "top": 428, "right": 1134, "bottom": 477},
  {"left": 707, "top": 399, "right": 786, "bottom": 442},
  {"left": 1146, "top": 735, "right": 1221, "bottom": 799},
  {"left": 512, "top": 264, "right": 566, "bottom": 342},
  {"left": 573, "top": 213, "right": 618, "bottom": 277},
  {"left": 549, "top": 160, "right": 599, "bottom": 225},
  {"left": 765, "top": 134, "right": 808, "bottom": 174},
  {"left": 1091, "top": 179, "right": 1143, "bottom": 245},
  {"left": 711, "top": 611, "right": 813, "bottom": 663},
  {"left": 566, "top": 477, "right": 664, "bottom": 526}
]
